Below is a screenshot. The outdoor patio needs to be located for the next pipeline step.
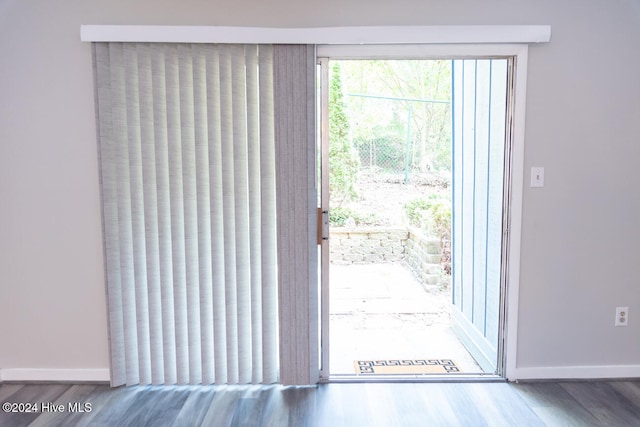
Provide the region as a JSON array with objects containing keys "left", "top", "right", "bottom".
[{"left": 329, "top": 262, "right": 483, "bottom": 376}]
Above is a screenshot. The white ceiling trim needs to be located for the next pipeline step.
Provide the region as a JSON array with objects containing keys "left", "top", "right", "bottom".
[{"left": 80, "top": 25, "right": 551, "bottom": 44}]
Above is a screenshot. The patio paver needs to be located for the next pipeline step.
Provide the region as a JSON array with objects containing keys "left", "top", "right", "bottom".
[{"left": 329, "top": 262, "right": 483, "bottom": 375}]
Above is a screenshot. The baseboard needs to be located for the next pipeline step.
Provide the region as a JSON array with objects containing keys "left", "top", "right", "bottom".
[
  {"left": 510, "top": 365, "right": 640, "bottom": 381},
  {"left": 0, "top": 368, "right": 110, "bottom": 383}
]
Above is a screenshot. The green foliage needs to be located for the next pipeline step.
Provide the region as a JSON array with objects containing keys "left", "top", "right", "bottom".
[
  {"left": 405, "top": 198, "right": 431, "bottom": 228},
  {"left": 404, "top": 194, "right": 451, "bottom": 241},
  {"left": 339, "top": 60, "right": 452, "bottom": 174},
  {"left": 329, "top": 206, "right": 378, "bottom": 227},
  {"left": 329, "top": 63, "right": 360, "bottom": 206},
  {"left": 404, "top": 194, "right": 452, "bottom": 273}
]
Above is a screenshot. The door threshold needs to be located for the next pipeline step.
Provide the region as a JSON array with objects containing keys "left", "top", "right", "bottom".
[{"left": 322, "top": 373, "right": 505, "bottom": 384}]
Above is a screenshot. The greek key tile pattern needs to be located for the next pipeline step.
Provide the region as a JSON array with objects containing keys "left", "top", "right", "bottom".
[{"left": 356, "top": 359, "right": 461, "bottom": 375}]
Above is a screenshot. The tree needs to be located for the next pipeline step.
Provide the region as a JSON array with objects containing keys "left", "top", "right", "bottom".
[
  {"left": 329, "top": 62, "right": 359, "bottom": 206},
  {"left": 340, "top": 60, "right": 452, "bottom": 173}
]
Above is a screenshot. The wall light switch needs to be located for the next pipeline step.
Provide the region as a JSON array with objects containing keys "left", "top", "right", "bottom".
[{"left": 531, "top": 167, "right": 545, "bottom": 187}]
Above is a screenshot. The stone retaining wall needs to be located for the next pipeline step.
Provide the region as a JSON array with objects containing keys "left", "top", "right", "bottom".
[
  {"left": 330, "top": 226, "right": 445, "bottom": 286},
  {"left": 329, "top": 228, "right": 408, "bottom": 264},
  {"left": 404, "top": 228, "right": 444, "bottom": 286}
]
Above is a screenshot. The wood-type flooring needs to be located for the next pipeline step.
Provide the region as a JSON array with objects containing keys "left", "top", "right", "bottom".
[{"left": 1, "top": 380, "right": 640, "bottom": 426}]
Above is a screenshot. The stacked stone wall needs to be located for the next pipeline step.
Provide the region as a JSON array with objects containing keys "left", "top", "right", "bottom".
[
  {"left": 329, "top": 228, "right": 408, "bottom": 264},
  {"left": 404, "top": 228, "right": 444, "bottom": 286},
  {"left": 329, "top": 227, "right": 445, "bottom": 287}
]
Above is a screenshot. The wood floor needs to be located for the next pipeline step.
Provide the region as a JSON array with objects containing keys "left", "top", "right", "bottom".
[{"left": 1, "top": 380, "right": 640, "bottom": 426}]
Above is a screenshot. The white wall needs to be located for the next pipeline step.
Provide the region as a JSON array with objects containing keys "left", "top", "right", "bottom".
[{"left": 1, "top": 0, "right": 639, "bottom": 380}]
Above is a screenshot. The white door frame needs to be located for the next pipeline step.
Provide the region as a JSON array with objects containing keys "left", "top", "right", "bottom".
[
  {"left": 317, "top": 43, "right": 529, "bottom": 381},
  {"left": 319, "top": 57, "right": 331, "bottom": 380}
]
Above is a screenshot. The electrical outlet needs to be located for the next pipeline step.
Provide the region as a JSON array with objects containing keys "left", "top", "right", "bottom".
[{"left": 615, "top": 307, "right": 629, "bottom": 327}]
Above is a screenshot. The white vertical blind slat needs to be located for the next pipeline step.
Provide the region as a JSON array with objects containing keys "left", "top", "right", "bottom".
[
  {"left": 258, "top": 45, "right": 278, "bottom": 384},
  {"left": 164, "top": 44, "right": 190, "bottom": 385},
  {"left": 150, "top": 44, "right": 178, "bottom": 385},
  {"left": 218, "top": 46, "right": 240, "bottom": 384},
  {"left": 94, "top": 42, "right": 126, "bottom": 387},
  {"left": 245, "top": 44, "right": 263, "bottom": 383},
  {"left": 192, "top": 44, "right": 215, "bottom": 385},
  {"left": 274, "top": 47, "right": 293, "bottom": 382},
  {"left": 123, "top": 43, "right": 152, "bottom": 386},
  {"left": 137, "top": 43, "right": 165, "bottom": 386},
  {"left": 107, "top": 43, "right": 140, "bottom": 386},
  {"left": 177, "top": 44, "right": 203, "bottom": 385},
  {"left": 206, "top": 45, "right": 228, "bottom": 384},
  {"left": 231, "top": 45, "right": 252, "bottom": 385}
]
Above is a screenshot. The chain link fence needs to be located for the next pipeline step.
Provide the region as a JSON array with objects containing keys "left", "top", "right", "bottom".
[
  {"left": 346, "top": 94, "right": 451, "bottom": 182},
  {"left": 354, "top": 135, "right": 405, "bottom": 173}
]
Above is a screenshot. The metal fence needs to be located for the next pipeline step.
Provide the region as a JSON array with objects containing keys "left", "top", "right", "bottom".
[
  {"left": 354, "top": 135, "right": 405, "bottom": 172},
  {"left": 346, "top": 93, "right": 451, "bottom": 183}
]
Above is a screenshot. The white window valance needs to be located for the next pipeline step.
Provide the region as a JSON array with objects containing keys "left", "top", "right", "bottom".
[{"left": 81, "top": 25, "right": 551, "bottom": 45}]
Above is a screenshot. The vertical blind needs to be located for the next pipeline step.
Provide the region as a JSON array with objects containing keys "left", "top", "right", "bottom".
[
  {"left": 93, "top": 42, "right": 278, "bottom": 386},
  {"left": 273, "top": 45, "right": 319, "bottom": 385}
]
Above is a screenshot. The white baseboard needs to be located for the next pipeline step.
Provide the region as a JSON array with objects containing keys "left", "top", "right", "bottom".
[
  {"left": 0, "top": 368, "right": 110, "bottom": 383},
  {"left": 510, "top": 365, "right": 640, "bottom": 381}
]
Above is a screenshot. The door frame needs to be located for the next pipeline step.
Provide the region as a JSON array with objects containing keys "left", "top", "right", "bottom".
[
  {"left": 317, "top": 43, "right": 529, "bottom": 381},
  {"left": 319, "top": 57, "right": 331, "bottom": 380}
]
